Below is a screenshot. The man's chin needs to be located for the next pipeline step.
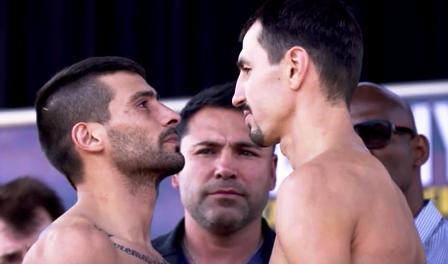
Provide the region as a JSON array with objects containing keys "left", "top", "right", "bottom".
[
  {"left": 161, "top": 153, "right": 185, "bottom": 175},
  {"left": 250, "top": 126, "right": 280, "bottom": 147},
  {"left": 206, "top": 213, "right": 246, "bottom": 233},
  {"left": 249, "top": 130, "right": 267, "bottom": 147},
  {"left": 161, "top": 142, "right": 181, "bottom": 153}
]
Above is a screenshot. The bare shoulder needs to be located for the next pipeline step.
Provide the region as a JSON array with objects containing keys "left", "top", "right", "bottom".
[
  {"left": 289, "top": 151, "right": 382, "bottom": 193},
  {"left": 273, "top": 161, "right": 356, "bottom": 263},
  {"left": 273, "top": 151, "right": 424, "bottom": 263},
  {"left": 276, "top": 159, "right": 359, "bottom": 224},
  {"left": 23, "top": 216, "right": 117, "bottom": 264},
  {"left": 278, "top": 153, "right": 380, "bottom": 223},
  {"left": 278, "top": 159, "right": 360, "bottom": 201}
]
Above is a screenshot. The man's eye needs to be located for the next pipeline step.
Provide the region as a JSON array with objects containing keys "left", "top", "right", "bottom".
[
  {"left": 241, "top": 67, "right": 251, "bottom": 73},
  {"left": 196, "top": 148, "right": 214, "bottom": 155},
  {"left": 137, "top": 100, "right": 148, "bottom": 108},
  {"left": 240, "top": 150, "right": 257, "bottom": 157}
]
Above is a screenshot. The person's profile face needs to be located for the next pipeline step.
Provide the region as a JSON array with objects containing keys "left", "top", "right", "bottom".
[
  {"left": 233, "top": 21, "right": 289, "bottom": 147},
  {"left": 100, "top": 72, "right": 184, "bottom": 180},
  {"left": 350, "top": 91, "right": 416, "bottom": 192},
  {"left": 173, "top": 107, "right": 276, "bottom": 231}
]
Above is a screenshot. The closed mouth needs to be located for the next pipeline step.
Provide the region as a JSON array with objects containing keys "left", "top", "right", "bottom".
[
  {"left": 162, "top": 133, "right": 178, "bottom": 144},
  {"left": 210, "top": 189, "right": 244, "bottom": 196}
]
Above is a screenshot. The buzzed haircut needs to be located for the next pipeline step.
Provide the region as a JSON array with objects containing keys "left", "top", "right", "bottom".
[
  {"left": 177, "top": 82, "right": 238, "bottom": 138},
  {"left": 0, "top": 177, "right": 64, "bottom": 234},
  {"left": 241, "top": 0, "right": 363, "bottom": 105},
  {"left": 35, "top": 56, "right": 146, "bottom": 188}
]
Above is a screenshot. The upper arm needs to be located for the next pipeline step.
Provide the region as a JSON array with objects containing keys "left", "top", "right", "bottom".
[
  {"left": 23, "top": 223, "right": 118, "bottom": 264},
  {"left": 274, "top": 167, "right": 357, "bottom": 264}
]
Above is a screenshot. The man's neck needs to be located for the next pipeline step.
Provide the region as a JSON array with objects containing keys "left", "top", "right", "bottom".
[
  {"left": 76, "top": 175, "right": 158, "bottom": 245},
  {"left": 183, "top": 216, "right": 263, "bottom": 263},
  {"left": 403, "top": 177, "right": 425, "bottom": 218},
  {"left": 279, "top": 102, "right": 364, "bottom": 169}
]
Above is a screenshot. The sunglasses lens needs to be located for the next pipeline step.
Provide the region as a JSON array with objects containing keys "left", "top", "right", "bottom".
[{"left": 354, "top": 120, "right": 391, "bottom": 149}]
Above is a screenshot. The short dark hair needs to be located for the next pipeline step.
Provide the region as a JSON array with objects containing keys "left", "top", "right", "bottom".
[
  {"left": 177, "top": 82, "right": 238, "bottom": 138},
  {"left": 36, "top": 56, "right": 146, "bottom": 187},
  {"left": 241, "top": 0, "right": 363, "bottom": 105},
  {"left": 0, "top": 177, "right": 64, "bottom": 234}
]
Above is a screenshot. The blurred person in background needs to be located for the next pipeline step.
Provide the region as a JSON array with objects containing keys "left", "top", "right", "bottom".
[
  {"left": 23, "top": 56, "right": 184, "bottom": 264},
  {"left": 0, "top": 176, "right": 64, "bottom": 264},
  {"left": 350, "top": 82, "right": 448, "bottom": 264},
  {"left": 153, "top": 82, "right": 277, "bottom": 264}
]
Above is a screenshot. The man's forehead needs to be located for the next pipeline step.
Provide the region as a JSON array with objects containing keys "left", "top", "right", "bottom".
[
  {"left": 351, "top": 94, "right": 393, "bottom": 111},
  {"left": 102, "top": 74, "right": 156, "bottom": 106},
  {"left": 182, "top": 124, "right": 254, "bottom": 147},
  {"left": 350, "top": 99, "right": 392, "bottom": 120},
  {"left": 98, "top": 71, "right": 151, "bottom": 92},
  {"left": 351, "top": 90, "right": 413, "bottom": 125},
  {"left": 180, "top": 106, "right": 272, "bottom": 147},
  {"left": 189, "top": 130, "right": 254, "bottom": 143},
  {"left": 244, "top": 21, "right": 261, "bottom": 41},
  {"left": 241, "top": 21, "right": 263, "bottom": 55}
]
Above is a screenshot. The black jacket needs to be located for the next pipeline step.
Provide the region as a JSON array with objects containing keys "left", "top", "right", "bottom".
[{"left": 152, "top": 218, "right": 276, "bottom": 264}]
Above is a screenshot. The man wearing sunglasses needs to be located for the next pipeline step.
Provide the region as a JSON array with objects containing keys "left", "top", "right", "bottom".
[{"left": 350, "top": 82, "right": 448, "bottom": 264}]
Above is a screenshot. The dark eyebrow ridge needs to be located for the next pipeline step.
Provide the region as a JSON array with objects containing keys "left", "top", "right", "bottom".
[
  {"left": 236, "top": 57, "right": 248, "bottom": 70},
  {"left": 129, "top": 90, "right": 157, "bottom": 103},
  {"left": 193, "top": 140, "right": 260, "bottom": 150}
]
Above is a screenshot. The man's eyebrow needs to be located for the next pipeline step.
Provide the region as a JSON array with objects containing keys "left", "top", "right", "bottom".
[
  {"left": 129, "top": 90, "right": 157, "bottom": 103},
  {"left": 192, "top": 141, "right": 221, "bottom": 148},
  {"left": 236, "top": 57, "right": 248, "bottom": 70},
  {"left": 234, "top": 142, "right": 262, "bottom": 150},
  {"left": 192, "top": 141, "right": 260, "bottom": 150}
]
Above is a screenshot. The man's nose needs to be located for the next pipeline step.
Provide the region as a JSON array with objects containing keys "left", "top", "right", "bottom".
[
  {"left": 159, "top": 102, "right": 180, "bottom": 127},
  {"left": 232, "top": 79, "right": 246, "bottom": 108},
  {"left": 214, "top": 150, "right": 237, "bottom": 179}
]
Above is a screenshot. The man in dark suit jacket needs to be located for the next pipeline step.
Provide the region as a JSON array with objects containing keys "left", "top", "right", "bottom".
[{"left": 153, "top": 82, "right": 277, "bottom": 264}]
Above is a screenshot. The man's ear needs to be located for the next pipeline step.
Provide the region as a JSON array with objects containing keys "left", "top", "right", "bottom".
[
  {"left": 412, "top": 134, "right": 430, "bottom": 167},
  {"left": 171, "top": 173, "right": 180, "bottom": 189},
  {"left": 71, "top": 122, "right": 104, "bottom": 153},
  {"left": 285, "top": 46, "right": 309, "bottom": 91}
]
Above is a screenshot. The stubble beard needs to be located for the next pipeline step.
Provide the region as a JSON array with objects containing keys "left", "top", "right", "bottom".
[
  {"left": 249, "top": 119, "right": 281, "bottom": 147},
  {"left": 185, "top": 182, "right": 256, "bottom": 236},
  {"left": 249, "top": 120, "right": 278, "bottom": 148},
  {"left": 108, "top": 126, "right": 185, "bottom": 191},
  {"left": 189, "top": 198, "right": 253, "bottom": 236}
]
